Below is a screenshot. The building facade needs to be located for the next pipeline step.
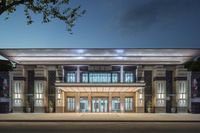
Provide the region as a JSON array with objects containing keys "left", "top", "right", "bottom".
[{"left": 0, "top": 48, "right": 200, "bottom": 113}]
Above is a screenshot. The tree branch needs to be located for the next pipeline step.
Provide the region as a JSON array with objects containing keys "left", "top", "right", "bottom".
[{"left": 0, "top": 0, "right": 30, "bottom": 15}]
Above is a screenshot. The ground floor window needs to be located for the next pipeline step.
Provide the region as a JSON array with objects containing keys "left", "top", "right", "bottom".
[
  {"left": 67, "top": 97, "right": 75, "bottom": 112},
  {"left": 80, "top": 97, "right": 89, "bottom": 112},
  {"left": 112, "top": 97, "right": 120, "bottom": 112},
  {"left": 125, "top": 97, "right": 133, "bottom": 112},
  {"left": 92, "top": 97, "right": 108, "bottom": 112}
]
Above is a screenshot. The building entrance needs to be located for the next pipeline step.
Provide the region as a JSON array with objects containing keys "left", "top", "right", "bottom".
[{"left": 92, "top": 97, "right": 108, "bottom": 112}]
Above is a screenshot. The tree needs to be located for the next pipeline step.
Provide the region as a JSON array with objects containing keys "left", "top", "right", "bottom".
[
  {"left": 0, "top": 60, "right": 13, "bottom": 71},
  {"left": 185, "top": 57, "right": 200, "bottom": 71},
  {"left": 0, "top": 0, "right": 85, "bottom": 32}
]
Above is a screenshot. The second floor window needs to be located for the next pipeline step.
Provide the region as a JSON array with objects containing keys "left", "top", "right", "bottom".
[
  {"left": 65, "top": 72, "right": 76, "bottom": 83},
  {"left": 124, "top": 72, "right": 135, "bottom": 83}
]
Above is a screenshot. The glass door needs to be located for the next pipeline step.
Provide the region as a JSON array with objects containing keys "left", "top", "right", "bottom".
[
  {"left": 66, "top": 97, "right": 75, "bottom": 112},
  {"left": 80, "top": 97, "right": 89, "bottom": 112},
  {"left": 92, "top": 97, "right": 108, "bottom": 112}
]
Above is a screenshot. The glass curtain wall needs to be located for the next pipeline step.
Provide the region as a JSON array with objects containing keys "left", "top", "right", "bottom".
[
  {"left": 112, "top": 97, "right": 120, "bottom": 112},
  {"left": 67, "top": 97, "right": 75, "bottom": 112},
  {"left": 125, "top": 97, "right": 133, "bottom": 112},
  {"left": 92, "top": 97, "right": 108, "bottom": 112},
  {"left": 81, "top": 72, "right": 119, "bottom": 83},
  {"left": 80, "top": 97, "right": 89, "bottom": 112}
]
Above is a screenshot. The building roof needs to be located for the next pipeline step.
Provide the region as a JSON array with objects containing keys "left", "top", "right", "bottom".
[{"left": 0, "top": 48, "right": 200, "bottom": 65}]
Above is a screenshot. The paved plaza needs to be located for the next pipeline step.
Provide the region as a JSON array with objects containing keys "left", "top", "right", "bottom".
[{"left": 0, "top": 113, "right": 200, "bottom": 122}]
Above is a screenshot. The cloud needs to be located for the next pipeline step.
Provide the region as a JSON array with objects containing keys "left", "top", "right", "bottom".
[{"left": 119, "top": 0, "right": 200, "bottom": 32}]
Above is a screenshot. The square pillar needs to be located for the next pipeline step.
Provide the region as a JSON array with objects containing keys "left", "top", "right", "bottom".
[
  {"left": 76, "top": 92, "right": 80, "bottom": 112},
  {"left": 109, "top": 92, "right": 112, "bottom": 112},
  {"left": 135, "top": 88, "right": 145, "bottom": 113},
  {"left": 88, "top": 92, "right": 92, "bottom": 112},
  {"left": 175, "top": 66, "right": 188, "bottom": 113},
  {"left": 120, "top": 65, "right": 124, "bottom": 83},
  {"left": 120, "top": 93, "right": 124, "bottom": 112},
  {"left": 12, "top": 65, "right": 26, "bottom": 113},
  {"left": 55, "top": 87, "right": 64, "bottom": 113},
  {"left": 77, "top": 66, "right": 80, "bottom": 83}
]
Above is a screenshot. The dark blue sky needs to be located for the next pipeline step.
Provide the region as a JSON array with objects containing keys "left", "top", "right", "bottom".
[{"left": 0, "top": 0, "right": 200, "bottom": 48}]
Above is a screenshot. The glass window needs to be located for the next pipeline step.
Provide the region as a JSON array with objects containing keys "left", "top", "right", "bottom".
[
  {"left": 80, "top": 97, "right": 89, "bottom": 112},
  {"left": 81, "top": 72, "right": 119, "bottom": 83},
  {"left": 67, "top": 97, "right": 75, "bottom": 112},
  {"left": 66, "top": 72, "right": 76, "bottom": 83},
  {"left": 124, "top": 72, "right": 135, "bottom": 83},
  {"left": 82, "top": 73, "right": 88, "bottom": 83},
  {"left": 156, "top": 82, "right": 165, "bottom": 106},
  {"left": 125, "top": 97, "right": 133, "bottom": 111},
  {"left": 112, "top": 97, "right": 120, "bottom": 112},
  {"left": 112, "top": 73, "right": 118, "bottom": 83},
  {"left": 14, "top": 81, "right": 22, "bottom": 104},
  {"left": 35, "top": 82, "right": 44, "bottom": 104},
  {"left": 178, "top": 82, "right": 187, "bottom": 106}
]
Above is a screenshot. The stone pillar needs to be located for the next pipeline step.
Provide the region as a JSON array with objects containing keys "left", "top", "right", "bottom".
[
  {"left": 120, "top": 65, "right": 124, "bottom": 83},
  {"left": 55, "top": 87, "right": 64, "bottom": 113},
  {"left": 135, "top": 87, "right": 145, "bottom": 113},
  {"left": 109, "top": 92, "right": 112, "bottom": 112},
  {"left": 137, "top": 65, "right": 144, "bottom": 82},
  {"left": 153, "top": 65, "right": 166, "bottom": 113},
  {"left": 77, "top": 66, "right": 80, "bottom": 83},
  {"left": 12, "top": 65, "right": 26, "bottom": 113},
  {"left": 187, "top": 71, "right": 192, "bottom": 113},
  {"left": 34, "top": 65, "right": 47, "bottom": 113},
  {"left": 175, "top": 65, "right": 188, "bottom": 113},
  {"left": 120, "top": 93, "right": 124, "bottom": 112},
  {"left": 88, "top": 92, "right": 92, "bottom": 112},
  {"left": 56, "top": 65, "right": 64, "bottom": 83},
  {"left": 76, "top": 92, "right": 80, "bottom": 112}
]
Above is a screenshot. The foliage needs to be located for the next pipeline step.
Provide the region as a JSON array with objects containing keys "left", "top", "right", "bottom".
[
  {"left": 0, "top": 60, "right": 13, "bottom": 71},
  {"left": 49, "top": 100, "right": 53, "bottom": 108},
  {"left": 185, "top": 57, "right": 200, "bottom": 71},
  {"left": 0, "top": 0, "right": 85, "bottom": 32}
]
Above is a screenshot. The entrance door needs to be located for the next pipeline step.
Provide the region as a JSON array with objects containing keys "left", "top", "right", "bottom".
[
  {"left": 80, "top": 97, "right": 89, "bottom": 112},
  {"left": 92, "top": 97, "right": 108, "bottom": 112}
]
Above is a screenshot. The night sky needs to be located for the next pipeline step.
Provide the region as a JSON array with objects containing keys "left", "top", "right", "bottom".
[{"left": 0, "top": 0, "right": 200, "bottom": 48}]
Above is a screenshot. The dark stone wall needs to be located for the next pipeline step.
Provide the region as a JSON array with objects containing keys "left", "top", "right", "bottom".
[{"left": 144, "top": 70, "right": 152, "bottom": 113}]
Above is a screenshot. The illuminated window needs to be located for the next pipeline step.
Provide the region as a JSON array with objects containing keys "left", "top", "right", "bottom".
[
  {"left": 81, "top": 72, "right": 119, "bottom": 83},
  {"left": 67, "top": 97, "right": 75, "bottom": 112},
  {"left": 124, "top": 72, "right": 135, "bottom": 83},
  {"left": 125, "top": 97, "right": 133, "bottom": 111},
  {"left": 112, "top": 97, "right": 120, "bottom": 112},
  {"left": 14, "top": 81, "right": 22, "bottom": 104},
  {"left": 35, "top": 82, "right": 44, "bottom": 104},
  {"left": 178, "top": 81, "right": 187, "bottom": 106},
  {"left": 66, "top": 72, "right": 76, "bottom": 83},
  {"left": 156, "top": 82, "right": 165, "bottom": 106}
]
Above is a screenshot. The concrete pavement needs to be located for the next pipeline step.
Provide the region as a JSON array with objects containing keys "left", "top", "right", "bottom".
[{"left": 0, "top": 113, "right": 200, "bottom": 122}]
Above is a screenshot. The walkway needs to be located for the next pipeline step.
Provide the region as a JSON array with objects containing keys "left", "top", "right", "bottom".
[{"left": 0, "top": 113, "right": 200, "bottom": 122}]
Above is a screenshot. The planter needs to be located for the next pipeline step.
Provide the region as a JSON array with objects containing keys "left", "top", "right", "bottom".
[
  {"left": 26, "top": 107, "right": 31, "bottom": 113},
  {"left": 49, "top": 107, "right": 54, "bottom": 113},
  {"left": 147, "top": 108, "right": 152, "bottom": 113},
  {"left": 171, "top": 107, "right": 176, "bottom": 113}
]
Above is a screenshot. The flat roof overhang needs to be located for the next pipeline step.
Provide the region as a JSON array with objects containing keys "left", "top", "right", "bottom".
[
  {"left": 55, "top": 83, "right": 145, "bottom": 92},
  {"left": 0, "top": 48, "right": 199, "bottom": 65}
]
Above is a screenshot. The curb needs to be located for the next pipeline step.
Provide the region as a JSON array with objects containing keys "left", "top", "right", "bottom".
[{"left": 0, "top": 120, "right": 200, "bottom": 122}]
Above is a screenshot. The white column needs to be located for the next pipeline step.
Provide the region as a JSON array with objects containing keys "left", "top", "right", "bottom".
[
  {"left": 136, "top": 65, "right": 138, "bottom": 82},
  {"left": 77, "top": 66, "right": 80, "bottom": 83},
  {"left": 76, "top": 93, "right": 80, "bottom": 112},
  {"left": 187, "top": 71, "right": 192, "bottom": 112},
  {"left": 120, "top": 92, "right": 124, "bottom": 112},
  {"left": 120, "top": 65, "right": 124, "bottom": 83},
  {"left": 62, "top": 65, "right": 64, "bottom": 82}
]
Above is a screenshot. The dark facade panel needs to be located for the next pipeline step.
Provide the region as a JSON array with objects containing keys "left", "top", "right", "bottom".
[
  {"left": 174, "top": 77, "right": 187, "bottom": 81},
  {"left": 13, "top": 77, "right": 26, "bottom": 81}
]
